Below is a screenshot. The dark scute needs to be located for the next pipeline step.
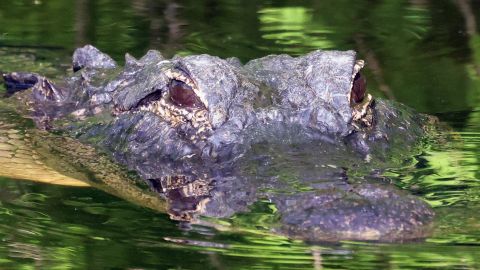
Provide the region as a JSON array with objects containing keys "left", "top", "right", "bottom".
[
  {"left": 72, "top": 44, "right": 117, "bottom": 72},
  {"left": 169, "top": 80, "right": 203, "bottom": 108},
  {"left": 352, "top": 72, "right": 366, "bottom": 103}
]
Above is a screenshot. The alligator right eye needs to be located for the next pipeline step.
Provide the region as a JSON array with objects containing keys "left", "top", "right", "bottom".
[
  {"left": 169, "top": 79, "right": 203, "bottom": 108},
  {"left": 351, "top": 72, "right": 366, "bottom": 103}
]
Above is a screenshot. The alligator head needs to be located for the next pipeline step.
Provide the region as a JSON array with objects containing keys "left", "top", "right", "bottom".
[
  {"left": 3, "top": 45, "right": 429, "bottom": 165},
  {"left": 4, "top": 46, "right": 426, "bottom": 166},
  {"left": 1, "top": 45, "right": 436, "bottom": 242}
]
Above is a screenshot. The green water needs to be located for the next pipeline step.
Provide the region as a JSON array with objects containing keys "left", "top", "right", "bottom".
[{"left": 1, "top": 0, "right": 480, "bottom": 269}]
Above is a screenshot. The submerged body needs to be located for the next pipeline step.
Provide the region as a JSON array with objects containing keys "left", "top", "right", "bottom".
[{"left": 2, "top": 45, "right": 435, "bottom": 242}]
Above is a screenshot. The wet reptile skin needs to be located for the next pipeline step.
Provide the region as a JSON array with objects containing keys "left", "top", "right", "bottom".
[
  {"left": 0, "top": 120, "right": 88, "bottom": 187},
  {"left": 0, "top": 45, "right": 436, "bottom": 242},
  {"left": 0, "top": 105, "right": 167, "bottom": 212}
]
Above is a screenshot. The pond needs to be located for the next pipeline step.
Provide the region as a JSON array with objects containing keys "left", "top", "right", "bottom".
[{"left": 0, "top": 0, "right": 480, "bottom": 269}]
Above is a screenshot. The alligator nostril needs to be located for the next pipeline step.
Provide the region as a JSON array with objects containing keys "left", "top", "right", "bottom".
[
  {"left": 352, "top": 72, "right": 366, "bottom": 103},
  {"left": 73, "top": 65, "right": 82, "bottom": 73},
  {"left": 3, "top": 72, "right": 40, "bottom": 94}
]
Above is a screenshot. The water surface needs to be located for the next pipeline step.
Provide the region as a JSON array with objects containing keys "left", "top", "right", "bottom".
[{"left": 1, "top": 0, "right": 480, "bottom": 269}]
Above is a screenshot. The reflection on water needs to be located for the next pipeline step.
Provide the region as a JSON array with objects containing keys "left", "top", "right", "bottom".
[
  {"left": 0, "top": 0, "right": 480, "bottom": 269},
  {"left": 258, "top": 7, "right": 335, "bottom": 52}
]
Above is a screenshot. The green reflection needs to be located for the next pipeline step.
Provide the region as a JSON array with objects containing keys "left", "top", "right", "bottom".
[{"left": 258, "top": 7, "right": 335, "bottom": 51}]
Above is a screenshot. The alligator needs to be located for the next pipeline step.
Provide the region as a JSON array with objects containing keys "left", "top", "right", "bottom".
[{"left": 1, "top": 45, "right": 435, "bottom": 242}]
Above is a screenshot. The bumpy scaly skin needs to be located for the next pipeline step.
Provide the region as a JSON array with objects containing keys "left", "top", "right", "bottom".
[
  {"left": 3, "top": 45, "right": 384, "bottom": 161},
  {"left": 2, "top": 45, "right": 435, "bottom": 242},
  {"left": 245, "top": 51, "right": 356, "bottom": 133}
]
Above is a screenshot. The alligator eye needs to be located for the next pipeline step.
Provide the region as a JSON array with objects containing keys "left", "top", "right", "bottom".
[
  {"left": 351, "top": 72, "right": 366, "bottom": 103},
  {"left": 169, "top": 79, "right": 203, "bottom": 108}
]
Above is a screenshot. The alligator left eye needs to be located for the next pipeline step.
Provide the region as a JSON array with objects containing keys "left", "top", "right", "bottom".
[
  {"left": 352, "top": 72, "right": 366, "bottom": 103},
  {"left": 169, "top": 79, "right": 203, "bottom": 108}
]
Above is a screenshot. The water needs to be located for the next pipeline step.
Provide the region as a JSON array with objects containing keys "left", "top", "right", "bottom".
[{"left": 0, "top": 0, "right": 480, "bottom": 269}]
